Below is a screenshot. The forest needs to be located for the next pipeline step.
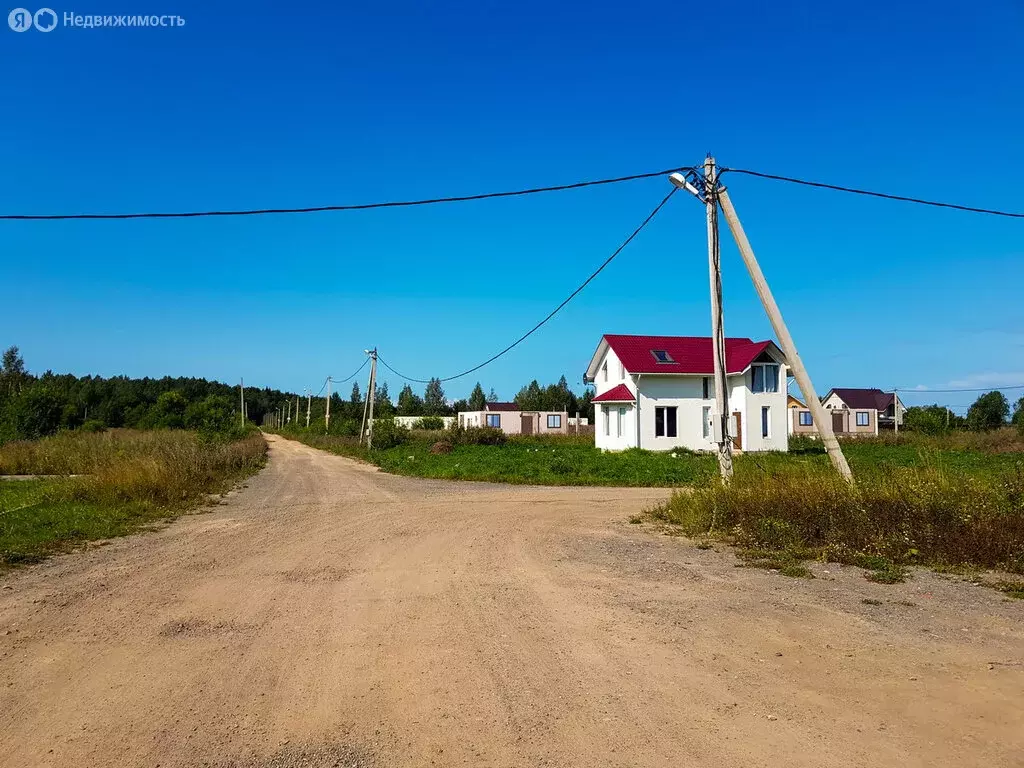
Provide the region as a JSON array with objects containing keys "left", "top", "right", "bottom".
[{"left": 0, "top": 346, "right": 596, "bottom": 442}]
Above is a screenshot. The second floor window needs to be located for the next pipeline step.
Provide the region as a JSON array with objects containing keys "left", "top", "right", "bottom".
[
  {"left": 751, "top": 363, "right": 779, "bottom": 393},
  {"left": 702, "top": 377, "right": 710, "bottom": 399}
]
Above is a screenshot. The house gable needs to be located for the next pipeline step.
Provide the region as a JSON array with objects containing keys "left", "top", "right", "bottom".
[{"left": 584, "top": 335, "right": 786, "bottom": 381}]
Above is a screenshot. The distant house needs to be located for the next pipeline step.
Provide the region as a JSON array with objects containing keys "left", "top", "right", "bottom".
[
  {"left": 583, "top": 334, "right": 789, "bottom": 452},
  {"left": 458, "top": 402, "right": 569, "bottom": 435},
  {"left": 789, "top": 387, "right": 905, "bottom": 437},
  {"left": 786, "top": 394, "right": 806, "bottom": 436}
]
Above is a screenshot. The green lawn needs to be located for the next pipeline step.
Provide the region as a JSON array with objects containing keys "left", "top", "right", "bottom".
[
  {"left": 277, "top": 428, "right": 1023, "bottom": 488},
  {"left": 0, "top": 479, "right": 176, "bottom": 565}
]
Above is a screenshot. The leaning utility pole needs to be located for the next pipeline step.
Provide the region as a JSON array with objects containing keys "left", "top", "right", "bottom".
[
  {"left": 239, "top": 378, "right": 245, "bottom": 428},
  {"left": 325, "top": 377, "right": 332, "bottom": 433},
  {"left": 704, "top": 156, "right": 734, "bottom": 482},
  {"left": 305, "top": 389, "right": 311, "bottom": 429},
  {"left": 717, "top": 183, "right": 853, "bottom": 482}
]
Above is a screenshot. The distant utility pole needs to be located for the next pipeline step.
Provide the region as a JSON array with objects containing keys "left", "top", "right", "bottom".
[
  {"left": 294, "top": 395, "right": 298, "bottom": 425},
  {"left": 325, "top": 377, "right": 332, "bottom": 433},
  {"left": 359, "top": 349, "right": 378, "bottom": 447},
  {"left": 305, "top": 389, "right": 311, "bottom": 429},
  {"left": 239, "top": 378, "right": 245, "bottom": 428},
  {"left": 716, "top": 180, "right": 853, "bottom": 482}
]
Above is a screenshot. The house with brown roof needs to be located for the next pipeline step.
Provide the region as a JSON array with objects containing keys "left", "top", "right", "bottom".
[
  {"left": 583, "top": 334, "right": 789, "bottom": 452},
  {"left": 457, "top": 401, "right": 569, "bottom": 435},
  {"left": 790, "top": 387, "right": 905, "bottom": 437}
]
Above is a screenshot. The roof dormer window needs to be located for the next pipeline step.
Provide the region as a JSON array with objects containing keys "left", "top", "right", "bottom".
[{"left": 651, "top": 350, "right": 675, "bottom": 364}]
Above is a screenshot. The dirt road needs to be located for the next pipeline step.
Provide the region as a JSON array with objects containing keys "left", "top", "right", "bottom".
[{"left": 1, "top": 435, "right": 1022, "bottom": 767}]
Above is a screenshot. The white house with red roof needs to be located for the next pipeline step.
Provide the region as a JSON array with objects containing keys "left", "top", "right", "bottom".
[{"left": 583, "top": 334, "right": 789, "bottom": 452}]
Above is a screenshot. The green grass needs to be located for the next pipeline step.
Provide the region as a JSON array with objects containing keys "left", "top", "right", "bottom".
[
  {"left": 995, "top": 581, "right": 1024, "bottom": 599},
  {"left": 658, "top": 458, "right": 1024, "bottom": 580},
  {"left": 276, "top": 428, "right": 717, "bottom": 487},
  {"left": 0, "top": 429, "right": 267, "bottom": 567}
]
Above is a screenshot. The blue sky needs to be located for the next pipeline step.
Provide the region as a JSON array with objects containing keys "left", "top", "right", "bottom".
[{"left": 2, "top": 0, "right": 1022, "bottom": 412}]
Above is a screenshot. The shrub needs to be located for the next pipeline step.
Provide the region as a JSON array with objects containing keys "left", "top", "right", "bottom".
[
  {"left": 455, "top": 426, "right": 507, "bottom": 446},
  {"left": 369, "top": 418, "right": 409, "bottom": 450},
  {"left": 79, "top": 420, "right": 107, "bottom": 433},
  {"left": 413, "top": 416, "right": 445, "bottom": 430}
]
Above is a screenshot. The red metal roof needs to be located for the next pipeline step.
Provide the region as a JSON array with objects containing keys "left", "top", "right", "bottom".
[
  {"left": 592, "top": 384, "right": 635, "bottom": 403},
  {"left": 602, "top": 335, "right": 775, "bottom": 375}
]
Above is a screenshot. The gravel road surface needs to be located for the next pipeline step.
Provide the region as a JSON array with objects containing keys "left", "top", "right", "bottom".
[{"left": 1, "top": 435, "right": 1021, "bottom": 767}]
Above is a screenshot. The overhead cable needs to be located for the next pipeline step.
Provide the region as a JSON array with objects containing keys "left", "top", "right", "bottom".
[{"left": 376, "top": 188, "right": 678, "bottom": 384}]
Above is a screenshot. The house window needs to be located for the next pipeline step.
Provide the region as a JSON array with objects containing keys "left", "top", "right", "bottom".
[
  {"left": 603, "top": 406, "right": 610, "bottom": 436},
  {"left": 617, "top": 407, "right": 625, "bottom": 437},
  {"left": 751, "top": 363, "right": 779, "bottom": 393},
  {"left": 486, "top": 414, "right": 501, "bottom": 428},
  {"left": 547, "top": 414, "right": 562, "bottom": 429},
  {"left": 619, "top": 361, "right": 625, "bottom": 380},
  {"left": 702, "top": 406, "right": 711, "bottom": 439},
  {"left": 655, "top": 406, "right": 678, "bottom": 438},
  {"left": 798, "top": 411, "right": 813, "bottom": 426},
  {"left": 761, "top": 406, "right": 771, "bottom": 438},
  {"left": 651, "top": 350, "right": 675, "bottom": 364},
  {"left": 702, "top": 377, "right": 710, "bottom": 399},
  {"left": 602, "top": 361, "right": 608, "bottom": 382},
  {"left": 856, "top": 411, "right": 870, "bottom": 427}
]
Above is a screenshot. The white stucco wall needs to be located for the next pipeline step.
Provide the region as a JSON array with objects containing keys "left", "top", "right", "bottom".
[
  {"left": 592, "top": 346, "right": 629, "bottom": 397},
  {"left": 595, "top": 402, "right": 636, "bottom": 451},
  {"left": 742, "top": 373, "right": 788, "bottom": 451},
  {"left": 590, "top": 346, "right": 788, "bottom": 452}
]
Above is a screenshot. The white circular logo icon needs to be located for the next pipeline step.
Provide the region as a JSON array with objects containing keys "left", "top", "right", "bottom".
[
  {"left": 8, "top": 7, "right": 33, "bottom": 31},
  {"left": 33, "top": 7, "right": 56, "bottom": 31}
]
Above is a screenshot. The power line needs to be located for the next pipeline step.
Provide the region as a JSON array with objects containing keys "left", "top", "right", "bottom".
[
  {"left": 722, "top": 168, "right": 1024, "bottom": 219},
  {"left": 314, "top": 358, "right": 370, "bottom": 396},
  {"left": 895, "top": 383, "right": 1024, "bottom": 393},
  {"left": 0, "top": 167, "right": 688, "bottom": 221},
  {"left": 377, "top": 187, "right": 678, "bottom": 384}
]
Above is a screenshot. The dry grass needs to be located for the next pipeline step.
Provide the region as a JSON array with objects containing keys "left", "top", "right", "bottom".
[
  {"left": 655, "top": 462, "right": 1024, "bottom": 576},
  {"left": 0, "top": 429, "right": 267, "bottom": 566}
]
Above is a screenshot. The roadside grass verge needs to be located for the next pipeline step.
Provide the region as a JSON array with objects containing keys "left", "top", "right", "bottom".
[
  {"left": 0, "top": 429, "right": 267, "bottom": 567},
  {"left": 653, "top": 462, "right": 1024, "bottom": 580},
  {"left": 274, "top": 427, "right": 716, "bottom": 487}
]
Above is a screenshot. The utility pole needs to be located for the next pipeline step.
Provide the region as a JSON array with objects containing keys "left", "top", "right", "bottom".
[
  {"left": 305, "top": 389, "right": 311, "bottom": 429},
  {"left": 294, "top": 395, "right": 298, "bottom": 425},
  {"left": 893, "top": 392, "right": 899, "bottom": 436},
  {"left": 325, "top": 378, "right": 332, "bottom": 433},
  {"left": 360, "top": 349, "right": 378, "bottom": 447},
  {"left": 704, "top": 156, "right": 734, "bottom": 482},
  {"left": 367, "top": 349, "right": 378, "bottom": 448},
  {"left": 239, "top": 378, "right": 245, "bottom": 429},
  {"left": 717, "top": 183, "right": 854, "bottom": 482}
]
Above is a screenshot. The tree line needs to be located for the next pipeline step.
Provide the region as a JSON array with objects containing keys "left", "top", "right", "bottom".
[
  {"left": 0, "top": 346, "right": 597, "bottom": 443},
  {"left": 904, "top": 391, "right": 1024, "bottom": 435}
]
